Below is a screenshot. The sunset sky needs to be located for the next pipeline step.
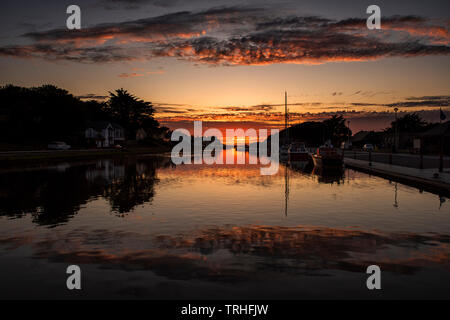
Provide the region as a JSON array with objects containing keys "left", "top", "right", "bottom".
[{"left": 0, "top": 0, "right": 449, "bottom": 132}]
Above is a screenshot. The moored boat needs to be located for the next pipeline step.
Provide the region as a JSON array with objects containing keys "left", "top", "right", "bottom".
[
  {"left": 288, "top": 142, "right": 310, "bottom": 162},
  {"left": 312, "top": 142, "right": 343, "bottom": 169}
]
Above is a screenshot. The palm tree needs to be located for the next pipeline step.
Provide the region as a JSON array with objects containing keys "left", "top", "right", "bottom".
[{"left": 323, "top": 115, "right": 351, "bottom": 145}]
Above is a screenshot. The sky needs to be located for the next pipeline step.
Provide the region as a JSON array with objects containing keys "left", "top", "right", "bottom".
[{"left": 0, "top": 0, "right": 449, "bottom": 133}]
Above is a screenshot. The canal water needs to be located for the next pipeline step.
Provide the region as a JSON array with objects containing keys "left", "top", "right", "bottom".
[{"left": 0, "top": 152, "right": 449, "bottom": 299}]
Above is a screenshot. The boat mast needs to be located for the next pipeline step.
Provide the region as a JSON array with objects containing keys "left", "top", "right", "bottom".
[{"left": 285, "top": 91, "right": 289, "bottom": 145}]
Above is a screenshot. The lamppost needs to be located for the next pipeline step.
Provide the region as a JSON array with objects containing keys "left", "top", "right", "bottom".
[
  {"left": 394, "top": 107, "right": 399, "bottom": 153},
  {"left": 347, "top": 120, "right": 351, "bottom": 147}
]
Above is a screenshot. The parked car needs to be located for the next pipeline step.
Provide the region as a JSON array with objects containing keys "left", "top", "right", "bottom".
[
  {"left": 340, "top": 141, "right": 353, "bottom": 150},
  {"left": 48, "top": 141, "right": 71, "bottom": 150},
  {"left": 362, "top": 143, "right": 374, "bottom": 151}
]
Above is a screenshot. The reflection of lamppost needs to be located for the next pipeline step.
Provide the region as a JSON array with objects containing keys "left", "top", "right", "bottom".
[
  {"left": 284, "top": 164, "right": 290, "bottom": 217},
  {"left": 439, "top": 196, "right": 446, "bottom": 209},
  {"left": 393, "top": 182, "right": 398, "bottom": 208},
  {"left": 394, "top": 107, "right": 399, "bottom": 153}
]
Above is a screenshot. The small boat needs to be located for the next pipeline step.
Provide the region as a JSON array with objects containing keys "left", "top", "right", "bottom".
[
  {"left": 288, "top": 142, "right": 310, "bottom": 162},
  {"left": 312, "top": 141, "right": 343, "bottom": 168}
]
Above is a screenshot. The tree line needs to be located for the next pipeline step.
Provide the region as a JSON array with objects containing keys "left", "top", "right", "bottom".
[
  {"left": 280, "top": 112, "right": 445, "bottom": 148},
  {"left": 279, "top": 115, "right": 352, "bottom": 147},
  {"left": 0, "top": 84, "right": 169, "bottom": 147}
]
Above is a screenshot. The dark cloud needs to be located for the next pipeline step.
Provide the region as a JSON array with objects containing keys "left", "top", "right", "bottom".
[
  {"left": 387, "top": 96, "right": 450, "bottom": 108},
  {"left": 222, "top": 104, "right": 276, "bottom": 112},
  {"left": 255, "top": 15, "right": 331, "bottom": 30},
  {"left": 349, "top": 91, "right": 395, "bottom": 97},
  {"left": 99, "top": 0, "right": 193, "bottom": 10},
  {"left": 154, "top": 104, "right": 203, "bottom": 114},
  {"left": 154, "top": 29, "right": 449, "bottom": 65},
  {"left": 155, "top": 107, "right": 190, "bottom": 114},
  {"left": 0, "top": 7, "right": 448, "bottom": 65},
  {"left": 406, "top": 95, "right": 450, "bottom": 101},
  {"left": 76, "top": 93, "right": 108, "bottom": 100},
  {"left": 329, "top": 15, "right": 425, "bottom": 29},
  {"left": 0, "top": 43, "right": 140, "bottom": 63},
  {"left": 220, "top": 102, "right": 322, "bottom": 112},
  {"left": 346, "top": 96, "right": 450, "bottom": 108}
]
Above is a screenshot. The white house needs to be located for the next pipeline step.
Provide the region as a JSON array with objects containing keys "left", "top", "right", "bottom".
[{"left": 85, "top": 121, "right": 125, "bottom": 148}]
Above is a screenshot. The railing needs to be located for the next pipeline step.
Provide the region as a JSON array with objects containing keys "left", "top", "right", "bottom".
[{"left": 344, "top": 151, "right": 446, "bottom": 169}]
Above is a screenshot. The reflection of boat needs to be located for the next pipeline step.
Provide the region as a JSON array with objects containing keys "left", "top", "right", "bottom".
[
  {"left": 288, "top": 142, "right": 310, "bottom": 162},
  {"left": 289, "top": 160, "right": 313, "bottom": 173},
  {"left": 312, "top": 141, "right": 343, "bottom": 169},
  {"left": 312, "top": 166, "right": 344, "bottom": 184}
]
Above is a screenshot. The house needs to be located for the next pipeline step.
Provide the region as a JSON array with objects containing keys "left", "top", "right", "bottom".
[
  {"left": 419, "top": 121, "right": 450, "bottom": 155},
  {"left": 351, "top": 131, "right": 385, "bottom": 149},
  {"left": 351, "top": 131, "right": 370, "bottom": 148},
  {"left": 136, "top": 128, "right": 148, "bottom": 141},
  {"left": 85, "top": 121, "right": 125, "bottom": 148}
]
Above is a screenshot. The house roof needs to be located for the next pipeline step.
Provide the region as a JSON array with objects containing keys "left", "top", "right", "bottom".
[
  {"left": 351, "top": 131, "right": 370, "bottom": 142},
  {"left": 421, "top": 121, "right": 450, "bottom": 137},
  {"left": 86, "top": 121, "right": 124, "bottom": 131}
]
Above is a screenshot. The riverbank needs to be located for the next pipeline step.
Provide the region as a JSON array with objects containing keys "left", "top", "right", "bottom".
[
  {"left": 0, "top": 146, "right": 171, "bottom": 168},
  {"left": 344, "top": 157, "right": 450, "bottom": 196}
]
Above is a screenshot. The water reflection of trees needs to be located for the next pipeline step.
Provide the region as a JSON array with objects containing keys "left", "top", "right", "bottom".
[
  {"left": 104, "top": 160, "right": 159, "bottom": 215},
  {"left": 0, "top": 157, "right": 169, "bottom": 225}
]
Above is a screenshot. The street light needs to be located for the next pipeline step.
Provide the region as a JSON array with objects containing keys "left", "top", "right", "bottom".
[
  {"left": 347, "top": 120, "right": 351, "bottom": 146},
  {"left": 394, "top": 107, "right": 399, "bottom": 153}
]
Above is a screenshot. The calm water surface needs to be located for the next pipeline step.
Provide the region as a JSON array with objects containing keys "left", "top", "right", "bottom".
[{"left": 0, "top": 152, "right": 449, "bottom": 299}]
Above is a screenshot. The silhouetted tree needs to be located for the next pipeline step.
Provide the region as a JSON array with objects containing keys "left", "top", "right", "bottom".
[
  {"left": 387, "top": 113, "right": 427, "bottom": 133},
  {"left": 105, "top": 89, "right": 158, "bottom": 140},
  {"left": 0, "top": 84, "right": 84, "bottom": 145},
  {"left": 281, "top": 115, "right": 350, "bottom": 146},
  {"left": 323, "top": 115, "right": 351, "bottom": 145},
  {"left": 0, "top": 85, "right": 165, "bottom": 147}
]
